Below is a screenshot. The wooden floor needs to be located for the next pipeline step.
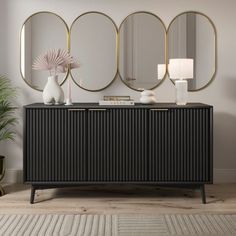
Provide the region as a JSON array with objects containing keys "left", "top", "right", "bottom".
[{"left": 0, "top": 184, "right": 236, "bottom": 215}]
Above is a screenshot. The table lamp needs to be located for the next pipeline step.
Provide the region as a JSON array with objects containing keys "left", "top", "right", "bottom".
[{"left": 169, "top": 58, "right": 193, "bottom": 105}]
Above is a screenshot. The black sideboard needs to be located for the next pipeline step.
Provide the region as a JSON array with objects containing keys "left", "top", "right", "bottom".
[{"left": 23, "top": 103, "right": 213, "bottom": 203}]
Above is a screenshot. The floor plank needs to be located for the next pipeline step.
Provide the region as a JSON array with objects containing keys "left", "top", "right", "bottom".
[{"left": 0, "top": 184, "right": 236, "bottom": 214}]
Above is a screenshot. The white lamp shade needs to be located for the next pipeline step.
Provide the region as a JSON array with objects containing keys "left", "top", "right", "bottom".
[
  {"left": 169, "top": 58, "right": 194, "bottom": 80},
  {"left": 157, "top": 64, "right": 166, "bottom": 80}
]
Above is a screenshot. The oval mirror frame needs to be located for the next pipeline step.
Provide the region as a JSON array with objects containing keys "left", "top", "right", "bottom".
[
  {"left": 118, "top": 11, "right": 167, "bottom": 92},
  {"left": 20, "top": 11, "right": 69, "bottom": 92},
  {"left": 69, "top": 11, "right": 118, "bottom": 92},
  {"left": 167, "top": 11, "right": 217, "bottom": 92}
]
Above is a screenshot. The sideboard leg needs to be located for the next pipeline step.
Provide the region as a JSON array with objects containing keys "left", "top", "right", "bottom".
[
  {"left": 30, "top": 186, "right": 36, "bottom": 204},
  {"left": 0, "top": 185, "right": 5, "bottom": 196},
  {"left": 200, "top": 185, "right": 206, "bottom": 204}
]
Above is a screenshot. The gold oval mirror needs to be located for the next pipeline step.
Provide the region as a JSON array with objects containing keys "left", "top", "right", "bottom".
[
  {"left": 118, "top": 12, "right": 166, "bottom": 91},
  {"left": 20, "top": 12, "right": 69, "bottom": 91},
  {"left": 70, "top": 12, "right": 118, "bottom": 91},
  {"left": 167, "top": 12, "right": 216, "bottom": 91}
]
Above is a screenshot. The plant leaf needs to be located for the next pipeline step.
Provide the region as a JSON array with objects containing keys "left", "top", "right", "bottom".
[{"left": 0, "top": 76, "right": 18, "bottom": 142}]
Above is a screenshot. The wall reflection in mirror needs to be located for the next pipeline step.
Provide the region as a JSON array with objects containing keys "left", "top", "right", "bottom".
[
  {"left": 70, "top": 12, "right": 117, "bottom": 91},
  {"left": 168, "top": 12, "right": 216, "bottom": 91},
  {"left": 119, "top": 12, "right": 166, "bottom": 91},
  {"left": 20, "top": 12, "right": 68, "bottom": 91}
]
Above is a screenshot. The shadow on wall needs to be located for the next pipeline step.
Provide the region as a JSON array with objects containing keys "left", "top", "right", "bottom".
[
  {"left": 0, "top": 0, "right": 9, "bottom": 73},
  {"left": 214, "top": 112, "right": 236, "bottom": 170},
  {"left": 14, "top": 99, "right": 23, "bottom": 148},
  {"left": 223, "top": 77, "right": 236, "bottom": 102}
]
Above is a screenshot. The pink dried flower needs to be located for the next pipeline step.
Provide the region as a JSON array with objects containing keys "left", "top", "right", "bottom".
[{"left": 32, "top": 49, "right": 78, "bottom": 76}]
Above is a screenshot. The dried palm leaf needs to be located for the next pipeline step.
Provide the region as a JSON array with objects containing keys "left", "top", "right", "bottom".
[
  {"left": 57, "top": 58, "right": 80, "bottom": 73},
  {"left": 32, "top": 49, "right": 75, "bottom": 76}
]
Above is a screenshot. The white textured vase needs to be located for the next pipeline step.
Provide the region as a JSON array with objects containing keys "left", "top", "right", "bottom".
[
  {"left": 140, "top": 90, "right": 157, "bottom": 104},
  {"left": 43, "top": 75, "right": 64, "bottom": 105}
]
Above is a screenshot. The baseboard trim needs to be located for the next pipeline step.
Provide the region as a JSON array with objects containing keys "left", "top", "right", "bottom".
[
  {"left": 2, "top": 169, "right": 236, "bottom": 184},
  {"left": 214, "top": 169, "right": 236, "bottom": 183},
  {"left": 2, "top": 169, "right": 23, "bottom": 183}
]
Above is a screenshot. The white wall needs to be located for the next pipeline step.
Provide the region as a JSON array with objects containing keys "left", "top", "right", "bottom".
[
  {"left": 0, "top": 0, "right": 236, "bottom": 183},
  {"left": 0, "top": 0, "right": 7, "bottom": 73}
]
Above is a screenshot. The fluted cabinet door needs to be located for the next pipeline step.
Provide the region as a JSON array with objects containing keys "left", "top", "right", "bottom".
[
  {"left": 24, "top": 108, "right": 87, "bottom": 182},
  {"left": 149, "top": 108, "right": 212, "bottom": 183},
  {"left": 88, "top": 108, "right": 148, "bottom": 182}
]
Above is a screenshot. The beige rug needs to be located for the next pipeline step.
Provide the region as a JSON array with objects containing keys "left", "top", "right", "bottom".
[{"left": 0, "top": 214, "right": 236, "bottom": 235}]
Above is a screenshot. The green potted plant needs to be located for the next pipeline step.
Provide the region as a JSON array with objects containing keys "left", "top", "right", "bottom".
[{"left": 0, "top": 76, "right": 17, "bottom": 196}]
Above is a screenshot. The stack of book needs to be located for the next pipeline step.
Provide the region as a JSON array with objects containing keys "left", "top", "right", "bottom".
[{"left": 99, "top": 96, "right": 134, "bottom": 105}]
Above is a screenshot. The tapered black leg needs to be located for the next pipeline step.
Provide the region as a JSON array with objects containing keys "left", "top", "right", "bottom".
[
  {"left": 30, "top": 186, "right": 36, "bottom": 204},
  {"left": 0, "top": 185, "right": 4, "bottom": 196},
  {"left": 200, "top": 185, "right": 206, "bottom": 204}
]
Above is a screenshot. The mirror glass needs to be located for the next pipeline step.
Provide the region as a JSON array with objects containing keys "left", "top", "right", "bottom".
[
  {"left": 20, "top": 12, "right": 69, "bottom": 91},
  {"left": 70, "top": 12, "right": 117, "bottom": 91},
  {"left": 119, "top": 12, "right": 166, "bottom": 91},
  {"left": 168, "top": 12, "right": 216, "bottom": 91}
]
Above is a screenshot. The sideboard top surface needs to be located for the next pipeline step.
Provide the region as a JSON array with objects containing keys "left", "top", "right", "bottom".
[{"left": 24, "top": 103, "right": 213, "bottom": 109}]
